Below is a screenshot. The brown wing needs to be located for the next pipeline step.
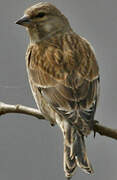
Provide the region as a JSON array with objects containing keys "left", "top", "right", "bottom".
[{"left": 26, "top": 32, "right": 99, "bottom": 131}]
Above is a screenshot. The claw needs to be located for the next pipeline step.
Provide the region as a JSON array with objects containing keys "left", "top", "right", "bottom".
[
  {"left": 94, "top": 130, "right": 96, "bottom": 138},
  {"left": 50, "top": 120, "right": 56, "bottom": 127},
  {"left": 93, "top": 120, "right": 99, "bottom": 138},
  {"left": 50, "top": 122, "right": 55, "bottom": 127}
]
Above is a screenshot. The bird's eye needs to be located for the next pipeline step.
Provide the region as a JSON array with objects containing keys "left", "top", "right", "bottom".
[{"left": 35, "top": 12, "right": 46, "bottom": 18}]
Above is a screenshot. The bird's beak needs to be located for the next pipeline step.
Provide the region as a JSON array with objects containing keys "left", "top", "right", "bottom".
[{"left": 15, "top": 15, "right": 31, "bottom": 26}]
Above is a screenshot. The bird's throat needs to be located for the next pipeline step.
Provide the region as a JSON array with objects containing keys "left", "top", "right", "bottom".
[{"left": 27, "top": 25, "right": 70, "bottom": 44}]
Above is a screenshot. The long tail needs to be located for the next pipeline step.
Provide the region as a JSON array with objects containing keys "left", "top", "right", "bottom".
[{"left": 62, "top": 120, "right": 94, "bottom": 179}]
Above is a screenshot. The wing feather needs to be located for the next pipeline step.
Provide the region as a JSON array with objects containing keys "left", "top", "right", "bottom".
[{"left": 26, "top": 31, "right": 100, "bottom": 130}]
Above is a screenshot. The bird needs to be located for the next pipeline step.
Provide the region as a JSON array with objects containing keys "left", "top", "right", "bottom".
[{"left": 16, "top": 2, "right": 100, "bottom": 179}]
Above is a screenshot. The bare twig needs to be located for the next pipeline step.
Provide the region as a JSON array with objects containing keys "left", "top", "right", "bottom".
[
  {"left": 0, "top": 102, "right": 117, "bottom": 140},
  {"left": 0, "top": 102, "right": 44, "bottom": 120},
  {"left": 94, "top": 123, "right": 117, "bottom": 140}
]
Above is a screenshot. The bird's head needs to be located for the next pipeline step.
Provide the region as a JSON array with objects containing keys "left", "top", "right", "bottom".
[{"left": 16, "top": 2, "right": 71, "bottom": 43}]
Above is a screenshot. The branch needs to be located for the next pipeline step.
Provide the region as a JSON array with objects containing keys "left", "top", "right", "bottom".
[
  {"left": 0, "top": 102, "right": 44, "bottom": 120},
  {"left": 0, "top": 102, "right": 117, "bottom": 140},
  {"left": 94, "top": 123, "right": 117, "bottom": 140}
]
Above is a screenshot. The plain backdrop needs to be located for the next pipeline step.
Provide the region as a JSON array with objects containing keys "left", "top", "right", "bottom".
[{"left": 0, "top": 0, "right": 117, "bottom": 180}]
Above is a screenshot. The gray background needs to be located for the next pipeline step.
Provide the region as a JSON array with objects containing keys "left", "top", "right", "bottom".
[{"left": 0, "top": 0, "right": 117, "bottom": 180}]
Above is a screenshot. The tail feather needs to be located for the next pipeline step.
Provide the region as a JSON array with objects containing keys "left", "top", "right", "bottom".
[
  {"left": 64, "top": 145, "right": 77, "bottom": 178},
  {"left": 62, "top": 120, "right": 94, "bottom": 178},
  {"left": 75, "top": 133, "right": 94, "bottom": 174}
]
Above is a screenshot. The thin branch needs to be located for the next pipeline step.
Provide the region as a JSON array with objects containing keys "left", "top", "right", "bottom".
[
  {"left": 94, "top": 123, "right": 117, "bottom": 140},
  {"left": 0, "top": 102, "right": 117, "bottom": 140},
  {"left": 0, "top": 102, "right": 44, "bottom": 120}
]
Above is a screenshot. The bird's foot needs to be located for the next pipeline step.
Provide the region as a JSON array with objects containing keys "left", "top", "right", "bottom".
[
  {"left": 93, "top": 120, "right": 99, "bottom": 138},
  {"left": 50, "top": 120, "right": 56, "bottom": 127},
  {"left": 66, "top": 177, "right": 71, "bottom": 180}
]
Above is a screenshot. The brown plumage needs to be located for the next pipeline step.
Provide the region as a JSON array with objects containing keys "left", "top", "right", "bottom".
[{"left": 16, "top": 2, "right": 100, "bottom": 179}]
